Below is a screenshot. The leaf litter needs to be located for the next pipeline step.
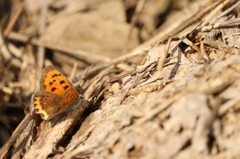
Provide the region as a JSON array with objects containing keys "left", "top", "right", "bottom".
[{"left": 0, "top": 0, "right": 240, "bottom": 159}]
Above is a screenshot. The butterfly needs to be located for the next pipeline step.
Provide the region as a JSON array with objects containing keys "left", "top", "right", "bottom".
[{"left": 32, "top": 65, "right": 81, "bottom": 120}]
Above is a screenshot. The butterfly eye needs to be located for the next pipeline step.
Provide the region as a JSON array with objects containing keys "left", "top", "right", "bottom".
[{"left": 79, "top": 94, "right": 84, "bottom": 99}]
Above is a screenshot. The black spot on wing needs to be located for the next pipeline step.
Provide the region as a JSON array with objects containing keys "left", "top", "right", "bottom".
[
  {"left": 49, "top": 82, "right": 53, "bottom": 86},
  {"left": 52, "top": 74, "right": 61, "bottom": 78},
  {"left": 51, "top": 87, "right": 56, "bottom": 92},
  {"left": 63, "top": 85, "right": 69, "bottom": 90},
  {"left": 60, "top": 80, "right": 65, "bottom": 84}
]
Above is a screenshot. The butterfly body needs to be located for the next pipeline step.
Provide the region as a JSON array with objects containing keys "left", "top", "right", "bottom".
[{"left": 33, "top": 65, "right": 80, "bottom": 120}]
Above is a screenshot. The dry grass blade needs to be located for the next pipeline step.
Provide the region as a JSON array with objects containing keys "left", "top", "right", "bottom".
[
  {"left": 1, "top": 1, "right": 240, "bottom": 159},
  {"left": 3, "top": 2, "right": 23, "bottom": 38}
]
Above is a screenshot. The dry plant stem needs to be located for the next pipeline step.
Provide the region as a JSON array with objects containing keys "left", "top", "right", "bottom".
[
  {"left": 7, "top": 32, "right": 111, "bottom": 64},
  {"left": 217, "top": 19, "right": 240, "bottom": 27},
  {"left": 48, "top": 1, "right": 98, "bottom": 23},
  {"left": 132, "top": 63, "right": 155, "bottom": 88},
  {"left": 157, "top": 36, "right": 172, "bottom": 71},
  {"left": 202, "top": 40, "right": 235, "bottom": 53},
  {"left": 0, "top": 113, "right": 34, "bottom": 159},
  {"left": 93, "top": 85, "right": 110, "bottom": 105},
  {"left": 182, "top": 37, "right": 209, "bottom": 61},
  {"left": 69, "top": 63, "right": 78, "bottom": 81},
  {"left": 200, "top": 19, "right": 240, "bottom": 32},
  {"left": 108, "top": 39, "right": 182, "bottom": 84},
  {"left": 108, "top": 59, "right": 173, "bottom": 84},
  {"left": 108, "top": 70, "right": 136, "bottom": 83},
  {"left": 33, "top": 38, "right": 111, "bottom": 64},
  {"left": 202, "top": 0, "right": 232, "bottom": 26},
  {"left": 83, "top": 67, "right": 108, "bottom": 100},
  {"left": 200, "top": 43, "right": 208, "bottom": 61},
  {"left": 119, "top": 62, "right": 155, "bottom": 104},
  {"left": 218, "top": 98, "right": 240, "bottom": 116},
  {"left": 0, "top": 32, "right": 11, "bottom": 61},
  {"left": 0, "top": 16, "right": 11, "bottom": 63},
  {"left": 88, "top": 48, "right": 148, "bottom": 77},
  {"left": 0, "top": 30, "right": 22, "bottom": 68},
  {"left": 36, "top": 0, "right": 49, "bottom": 88},
  {"left": 122, "top": 0, "right": 146, "bottom": 54},
  {"left": 156, "top": 0, "right": 225, "bottom": 45},
  {"left": 3, "top": 2, "right": 23, "bottom": 38},
  {"left": 209, "top": 0, "right": 240, "bottom": 25}
]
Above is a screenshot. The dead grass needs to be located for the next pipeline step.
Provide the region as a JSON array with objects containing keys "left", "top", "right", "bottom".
[{"left": 0, "top": 0, "right": 240, "bottom": 158}]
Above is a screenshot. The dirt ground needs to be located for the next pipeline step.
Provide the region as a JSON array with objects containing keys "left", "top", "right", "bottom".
[{"left": 0, "top": 0, "right": 240, "bottom": 158}]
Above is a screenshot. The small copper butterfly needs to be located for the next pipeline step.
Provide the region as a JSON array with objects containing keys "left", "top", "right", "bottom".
[{"left": 32, "top": 65, "right": 80, "bottom": 120}]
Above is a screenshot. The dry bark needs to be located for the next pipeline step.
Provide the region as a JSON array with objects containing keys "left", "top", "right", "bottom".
[{"left": 0, "top": 0, "right": 240, "bottom": 159}]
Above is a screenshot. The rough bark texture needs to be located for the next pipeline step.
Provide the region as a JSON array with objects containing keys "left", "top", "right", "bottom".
[{"left": 0, "top": 0, "right": 240, "bottom": 159}]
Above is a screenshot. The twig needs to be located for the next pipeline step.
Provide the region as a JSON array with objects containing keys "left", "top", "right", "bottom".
[
  {"left": 156, "top": 0, "right": 225, "bottom": 45},
  {"left": 3, "top": 2, "right": 23, "bottom": 38},
  {"left": 122, "top": 0, "right": 146, "bottom": 54},
  {"left": 48, "top": 0, "right": 96, "bottom": 23},
  {"left": 157, "top": 36, "right": 172, "bottom": 71},
  {"left": 119, "top": 62, "right": 156, "bottom": 104},
  {"left": 108, "top": 70, "right": 136, "bottom": 83},
  {"left": 7, "top": 32, "right": 111, "bottom": 64},
  {"left": 182, "top": 37, "right": 208, "bottom": 62},
  {"left": 36, "top": 0, "right": 49, "bottom": 89},
  {"left": 87, "top": 47, "right": 149, "bottom": 78},
  {"left": 209, "top": 0, "right": 240, "bottom": 25},
  {"left": 69, "top": 63, "right": 78, "bottom": 81},
  {"left": 200, "top": 19, "right": 240, "bottom": 32},
  {"left": 202, "top": 0, "right": 232, "bottom": 26}
]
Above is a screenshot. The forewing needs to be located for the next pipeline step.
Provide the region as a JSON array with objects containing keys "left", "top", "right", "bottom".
[{"left": 39, "top": 65, "right": 77, "bottom": 97}]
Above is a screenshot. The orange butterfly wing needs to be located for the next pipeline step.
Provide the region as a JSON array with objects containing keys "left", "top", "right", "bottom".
[
  {"left": 33, "top": 65, "right": 80, "bottom": 120},
  {"left": 40, "top": 65, "right": 76, "bottom": 97}
]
